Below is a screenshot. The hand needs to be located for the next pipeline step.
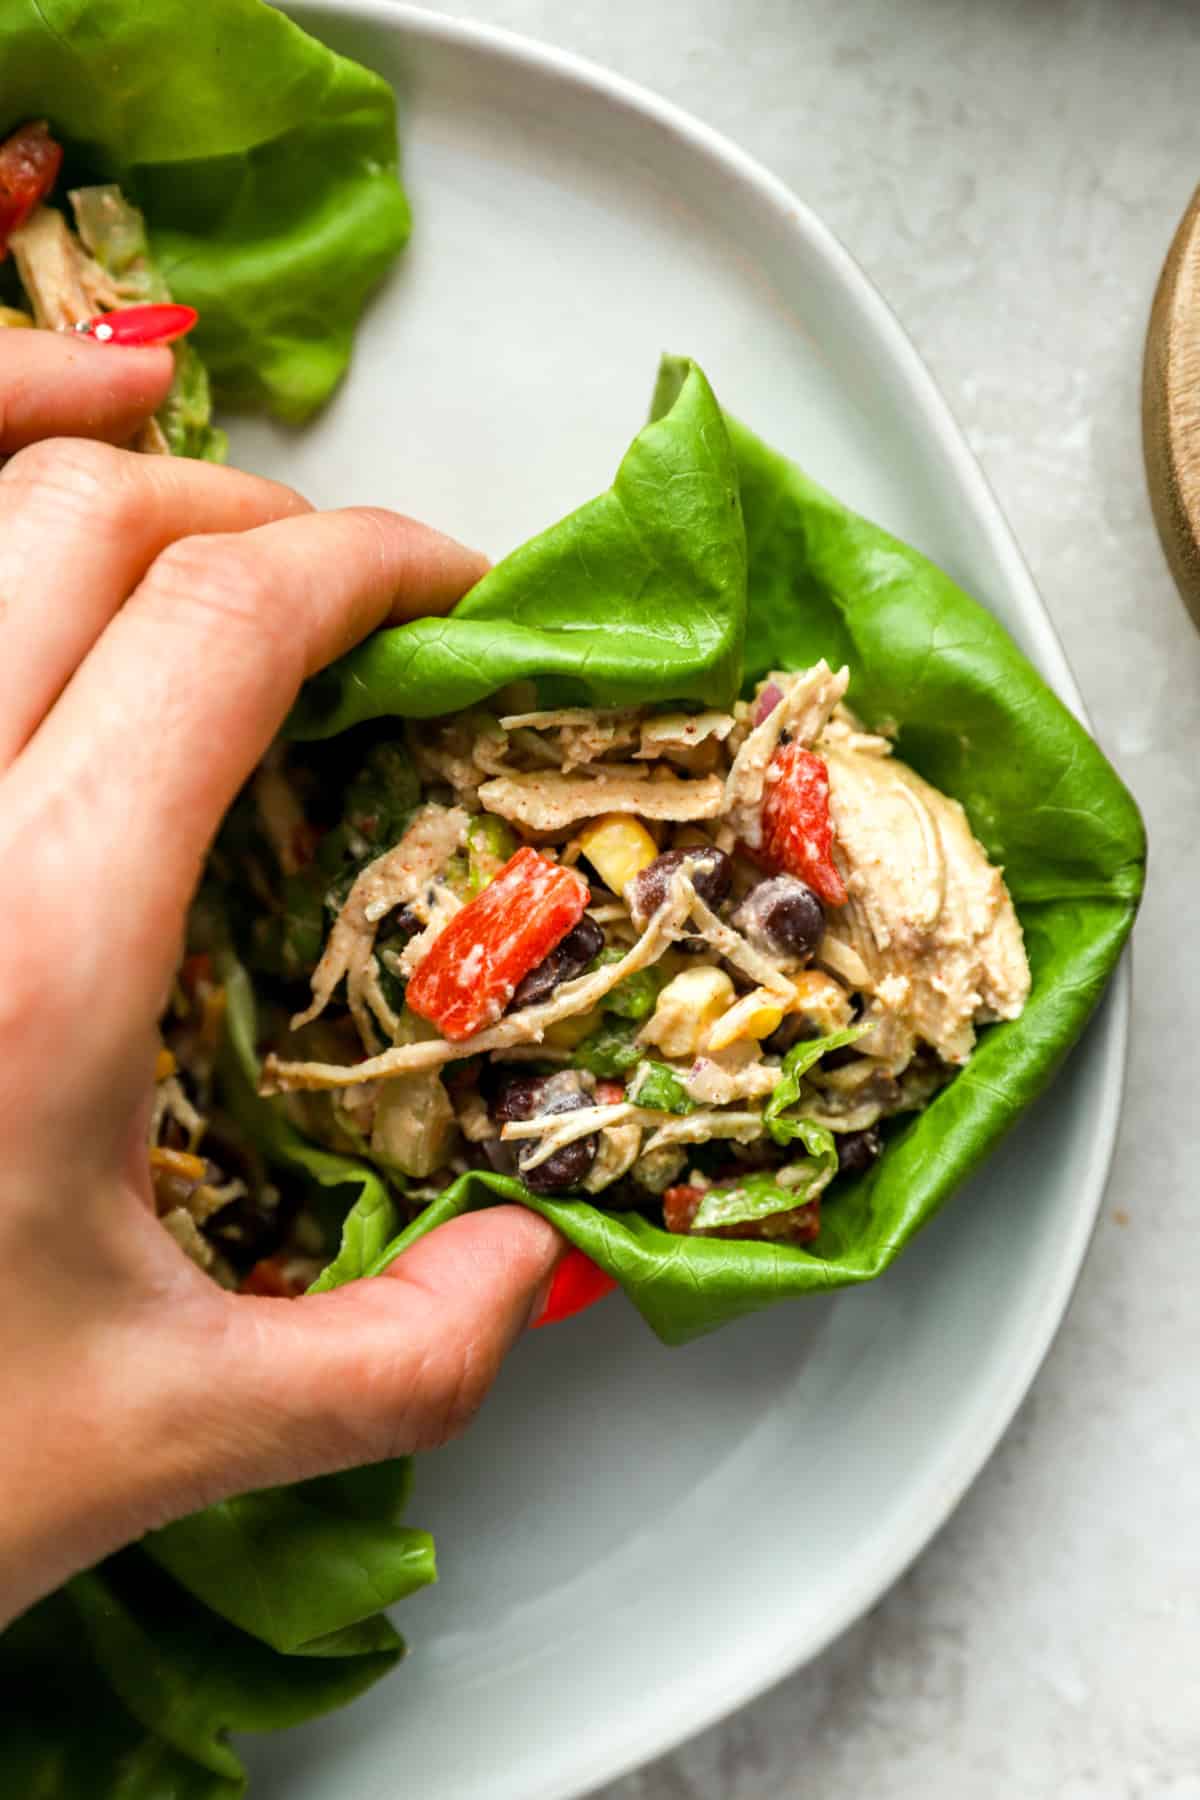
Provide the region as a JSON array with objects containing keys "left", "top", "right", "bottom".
[{"left": 0, "top": 332, "right": 562, "bottom": 1628}]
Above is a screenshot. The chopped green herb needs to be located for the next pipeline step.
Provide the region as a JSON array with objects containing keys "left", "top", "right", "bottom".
[
  {"left": 629, "top": 1061, "right": 694, "bottom": 1115},
  {"left": 573, "top": 1015, "right": 642, "bottom": 1077}
]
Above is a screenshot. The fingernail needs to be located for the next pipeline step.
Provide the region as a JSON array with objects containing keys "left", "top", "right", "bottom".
[
  {"left": 528, "top": 1249, "right": 619, "bottom": 1330},
  {"left": 76, "top": 303, "right": 199, "bottom": 347}
]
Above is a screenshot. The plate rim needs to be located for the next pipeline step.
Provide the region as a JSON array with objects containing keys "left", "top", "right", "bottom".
[{"left": 279, "top": 5, "right": 1133, "bottom": 1790}]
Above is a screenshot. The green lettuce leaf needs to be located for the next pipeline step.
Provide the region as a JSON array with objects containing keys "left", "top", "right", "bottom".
[
  {"left": 0, "top": 1548, "right": 403, "bottom": 1798},
  {"left": 629, "top": 1062, "right": 695, "bottom": 1115},
  {"left": 289, "top": 359, "right": 746, "bottom": 733},
  {"left": 143, "top": 1486, "right": 434, "bottom": 1658},
  {"left": 591, "top": 949, "right": 666, "bottom": 1021},
  {"left": 692, "top": 1158, "right": 834, "bottom": 1232},
  {"left": 573, "top": 1014, "right": 643, "bottom": 1077},
  {"left": 0, "top": 1591, "right": 241, "bottom": 1797},
  {"left": 763, "top": 1025, "right": 871, "bottom": 1145},
  {"left": 69, "top": 1554, "right": 400, "bottom": 1780},
  {"left": 1, "top": 0, "right": 409, "bottom": 420},
  {"left": 140, "top": 959, "right": 432, "bottom": 1657}
]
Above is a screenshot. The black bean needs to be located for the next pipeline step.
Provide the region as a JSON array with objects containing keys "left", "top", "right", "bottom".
[
  {"left": 627, "top": 847, "right": 732, "bottom": 927},
  {"left": 732, "top": 876, "right": 825, "bottom": 963},
  {"left": 515, "top": 1078, "right": 597, "bottom": 1193},
  {"left": 821, "top": 1042, "right": 865, "bottom": 1071},
  {"left": 489, "top": 1072, "right": 550, "bottom": 1125},
  {"left": 510, "top": 914, "right": 605, "bottom": 1009},
  {"left": 836, "top": 1126, "right": 883, "bottom": 1177},
  {"left": 519, "top": 1133, "right": 596, "bottom": 1193},
  {"left": 487, "top": 1070, "right": 597, "bottom": 1192}
]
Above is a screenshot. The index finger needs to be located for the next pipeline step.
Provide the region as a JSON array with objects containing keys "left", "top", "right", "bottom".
[
  {"left": 0, "top": 331, "right": 174, "bottom": 452},
  {"left": 11, "top": 506, "right": 486, "bottom": 1010}
]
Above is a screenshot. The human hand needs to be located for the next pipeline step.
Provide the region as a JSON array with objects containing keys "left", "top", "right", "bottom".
[{"left": 0, "top": 332, "right": 562, "bottom": 1628}]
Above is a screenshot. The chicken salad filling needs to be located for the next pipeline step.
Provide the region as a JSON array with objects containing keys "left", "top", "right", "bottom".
[{"left": 160, "top": 662, "right": 1031, "bottom": 1290}]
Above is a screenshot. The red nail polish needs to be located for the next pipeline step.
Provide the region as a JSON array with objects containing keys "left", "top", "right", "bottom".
[
  {"left": 530, "top": 1249, "right": 619, "bottom": 1328},
  {"left": 76, "top": 303, "right": 198, "bottom": 347}
]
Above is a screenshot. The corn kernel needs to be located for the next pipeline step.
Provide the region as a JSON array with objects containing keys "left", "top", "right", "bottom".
[
  {"left": 705, "top": 989, "right": 785, "bottom": 1052},
  {"left": 640, "top": 966, "right": 736, "bottom": 1060},
  {"left": 790, "top": 969, "right": 853, "bottom": 1035},
  {"left": 0, "top": 306, "right": 33, "bottom": 330},
  {"left": 578, "top": 813, "right": 660, "bottom": 895},
  {"left": 155, "top": 1045, "right": 177, "bottom": 1082}
]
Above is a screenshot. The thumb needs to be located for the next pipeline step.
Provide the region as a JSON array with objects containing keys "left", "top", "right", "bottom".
[{"left": 156, "top": 1206, "right": 564, "bottom": 1515}]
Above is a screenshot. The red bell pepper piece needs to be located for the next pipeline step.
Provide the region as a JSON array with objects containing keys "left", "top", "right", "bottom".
[
  {"left": 530, "top": 1248, "right": 619, "bottom": 1328},
  {"left": 0, "top": 120, "right": 62, "bottom": 258},
  {"left": 407, "top": 845, "right": 588, "bottom": 1041},
  {"left": 80, "top": 303, "right": 198, "bottom": 347},
  {"left": 760, "top": 741, "right": 847, "bottom": 906}
]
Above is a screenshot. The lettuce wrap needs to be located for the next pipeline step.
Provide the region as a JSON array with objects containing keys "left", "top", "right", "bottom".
[
  {"left": 0, "top": 0, "right": 409, "bottom": 419},
  {"left": 279, "top": 355, "right": 1145, "bottom": 1342}
]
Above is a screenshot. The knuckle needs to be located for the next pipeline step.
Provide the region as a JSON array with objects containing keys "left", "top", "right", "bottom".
[
  {"left": 0, "top": 435, "right": 126, "bottom": 519},
  {"left": 142, "top": 532, "right": 289, "bottom": 648},
  {"left": 0, "top": 436, "right": 162, "bottom": 554}
]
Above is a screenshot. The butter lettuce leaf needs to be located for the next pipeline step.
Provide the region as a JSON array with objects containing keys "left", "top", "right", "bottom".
[
  {"left": 289, "top": 359, "right": 746, "bottom": 733},
  {"left": 692, "top": 1159, "right": 834, "bottom": 1232}
]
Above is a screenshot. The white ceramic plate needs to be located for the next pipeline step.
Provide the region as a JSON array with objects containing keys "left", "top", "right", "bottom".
[{"left": 237, "top": 8, "right": 1129, "bottom": 1796}]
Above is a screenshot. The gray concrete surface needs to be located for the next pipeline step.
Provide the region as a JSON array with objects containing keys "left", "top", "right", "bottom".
[{"left": 446, "top": 1, "right": 1200, "bottom": 1793}]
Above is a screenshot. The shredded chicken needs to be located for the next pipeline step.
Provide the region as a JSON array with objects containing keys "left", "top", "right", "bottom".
[
  {"left": 641, "top": 1110, "right": 767, "bottom": 1155},
  {"left": 408, "top": 713, "right": 506, "bottom": 805},
  {"left": 262, "top": 869, "right": 698, "bottom": 1093},
  {"left": 636, "top": 711, "right": 734, "bottom": 757},
  {"left": 227, "top": 658, "right": 1030, "bottom": 1240},
  {"left": 724, "top": 661, "right": 849, "bottom": 846},
  {"left": 683, "top": 1053, "right": 780, "bottom": 1107},
  {"left": 584, "top": 1120, "right": 644, "bottom": 1191},
  {"left": 9, "top": 205, "right": 118, "bottom": 329},
  {"left": 820, "top": 744, "right": 1030, "bottom": 1067},
  {"left": 477, "top": 769, "right": 724, "bottom": 831},
  {"left": 494, "top": 708, "right": 642, "bottom": 772},
  {"left": 394, "top": 881, "right": 463, "bottom": 978},
  {"left": 291, "top": 804, "right": 467, "bottom": 1048},
  {"left": 498, "top": 708, "right": 634, "bottom": 731},
  {"left": 151, "top": 1075, "right": 206, "bottom": 1148}
]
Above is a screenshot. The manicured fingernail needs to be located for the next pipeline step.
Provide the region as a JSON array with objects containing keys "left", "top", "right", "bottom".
[
  {"left": 76, "top": 303, "right": 198, "bottom": 347},
  {"left": 529, "top": 1249, "right": 619, "bottom": 1329}
]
